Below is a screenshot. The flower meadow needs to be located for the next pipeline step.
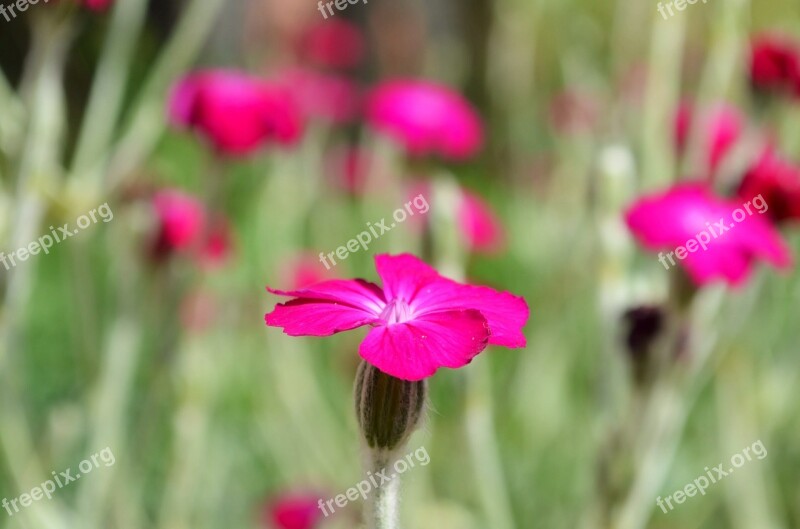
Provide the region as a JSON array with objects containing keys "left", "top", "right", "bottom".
[{"left": 1, "top": 1, "right": 800, "bottom": 529}]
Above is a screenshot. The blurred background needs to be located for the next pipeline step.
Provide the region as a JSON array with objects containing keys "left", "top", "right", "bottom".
[{"left": 1, "top": 0, "right": 799, "bottom": 528}]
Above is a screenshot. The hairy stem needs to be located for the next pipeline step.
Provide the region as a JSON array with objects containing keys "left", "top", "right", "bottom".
[{"left": 366, "top": 452, "right": 401, "bottom": 529}]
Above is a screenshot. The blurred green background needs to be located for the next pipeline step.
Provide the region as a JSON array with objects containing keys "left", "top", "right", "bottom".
[{"left": 1, "top": 0, "right": 799, "bottom": 528}]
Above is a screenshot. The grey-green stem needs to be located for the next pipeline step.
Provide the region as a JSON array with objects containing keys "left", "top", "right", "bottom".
[
  {"left": 354, "top": 362, "right": 426, "bottom": 529},
  {"left": 366, "top": 452, "right": 401, "bottom": 529}
]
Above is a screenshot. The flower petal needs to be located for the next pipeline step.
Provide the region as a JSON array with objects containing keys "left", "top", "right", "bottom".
[
  {"left": 268, "top": 279, "right": 386, "bottom": 313},
  {"left": 374, "top": 254, "right": 528, "bottom": 348},
  {"left": 413, "top": 280, "right": 529, "bottom": 348},
  {"left": 266, "top": 298, "right": 379, "bottom": 336},
  {"left": 375, "top": 254, "right": 440, "bottom": 301},
  {"left": 265, "top": 278, "right": 386, "bottom": 336},
  {"left": 359, "top": 310, "right": 490, "bottom": 380}
]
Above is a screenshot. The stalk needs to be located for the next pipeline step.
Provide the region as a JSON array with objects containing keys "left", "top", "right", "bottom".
[
  {"left": 104, "top": 0, "right": 226, "bottom": 191},
  {"left": 355, "top": 361, "right": 426, "bottom": 529},
  {"left": 70, "top": 0, "right": 150, "bottom": 187},
  {"left": 365, "top": 452, "right": 401, "bottom": 529},
  {"left": 0, "top": 11, "right": 74, "bottom": 529},
  {"left": 429, "top": 175, "right": 516, "bottom": 529}
]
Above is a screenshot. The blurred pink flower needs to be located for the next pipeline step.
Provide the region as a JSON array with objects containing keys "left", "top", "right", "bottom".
[
  {"left": 78, "top": 0, "right": 112, "bottom": 10},
  {"left": 617, "top": 63, "right": 648, "bottom": 107},
  {"left": 625, "top": 184, "right": 791, "bottom": 286},
  {"left": 279, "top": 253, "right": 333, "bottom": 290},
  {"left": 199, "top": 217, "right": 233, "bottom": 268},
  {"left": 402, "top": 181, "right": 432, "bottom": 231},
  {"left": 749, "top": 34, "right": 800, "bottom": 98},
  {"left": 298, "top": 19, "right": 365, "bottom": 70},
  {"left": 169, "top": 70, "right": 303, "bottom": 156},
  {"left": 263, "top": 493, "right": 322, "bottom": 529},
  {"left": 152, "top": 189, "right": 206, "bottom": 254},
  {"left": 404, "top": 182, "right": 504, "bottom": 254},
  {"left": 180, "top": 291, "right": 217, "bottom": 332},
  {"left": 674, "top": 102, "right": 743, "bottom": 175},
  {"left": 738, "top": 147, "right": 800, "bottom": 223},
  {"left": 458, "top": 190, "right": 505, "bottom": 254},
  {"left": 265, "top": 253, "right": 528, "bottom": 381},
  {"left": 548, "top": 90, "right": 599, "bottom": 134},
  {"left": 366, "top": 80, "right": 483, "bottom": 160},
  {"left": 275, "top": 68, "right": 360, "bottom": 124},
  {"left": 325, "top": 146, "right": 370, "bottom": 194}
]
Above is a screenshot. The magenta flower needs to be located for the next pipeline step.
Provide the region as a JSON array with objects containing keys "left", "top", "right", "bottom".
[
  {"left": 548, "top": 90, "right": 599, "bottom": 135},
  {"left": 404, "top": 182, "right": 503, "bottom": 254},
  {"left": 298, "top": 19, "right": 365, "bottom": 71},
  {"left": 180, "top": 291, "right": 217, "bottom": 333},
  {"left": 737, "top": 147, "right": 800, "bottom": 223},
  {"left": 262, "top": 493, "right": 322, "bottom": 529},
  {"left": 366, "top": 80, "right": 483, "bottom": 160},
  {"left": 674, "top": 102, "right": 743, "bottom": 175},
  {"left": 78, "top": 0, "right": 112, "bottom": 10},
  {"left": 749, "top": 34, "right": 800, "bottom": 98},
  {"left": 48, "top": 0, "right": 112, "bottom": 11},
  {"left": 625, "top": 184, "right": 792, "bottom": 286},
  {"left": 169, "top": 70, "right": 303, "bottom": 156},
  {"left": 265, "top": 254, "right": 528, "bottom": 381},
  {"left": 458, "top": 190, "right": 505, "bottom": 254},
  {"left": 278, "top": 253, "right": 334, "bottom": 290},
  {"left": 325, "top": 145, "right": 371, "bottom": 195},
  {"left": 152, "top": 189, "right": 206, "bottom": 254},
  {"left": 275, "top": 68, "right": 360, "bottom": 124},
  {"left": 199, "top": 217, "right": 233, "bottom": 269}
]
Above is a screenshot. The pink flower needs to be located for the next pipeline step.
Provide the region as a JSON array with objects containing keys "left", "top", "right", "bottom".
[
  {"left": 180, "top": 291, "right": 217, "bottom": 332},
  {"left": 737, "top": 148, "right": 800, "bottom": 222},
  {"left": 325, "top": 146, "right": 371, "bottom": 195},
  {"left": 152, "top": 189, "right": 206, "bottom": 254},
  {"left": 78, "top": 0, "right": 112, "bottom": 10},
  {"left": 548, "top": 90, "right": 599, "bottom": 135},
  {"left": 265, "top": 254, "right": 529, "bottom": 381},
  {"left": 263, "top": 493, "right": 322, "bottom": 529},
  {"left": 279, "top": 253, "right": 333, "bottom": 290},
  {"left": 405, "top": 183, "right": 503, "bottom": 254},
  {"left": 298, "top": 19, "right": 365, "bottom": 71},
  {"left": 366, "top": 80, "right": 483, "bottom": 160},
  {"left": 47, "top": 0, "right": 112, "bottom": 11},
  {"left": 199, "top": 217, "right": 233, "bottom": 268},
  {"left": 169, "top": 70, "right": 303, "bottom": 156},
  {"left": 458, "top": 190, "right": 505, "bottom": 254},
  {"left": 275, "top": 68, "right": 360, "bottom": 124},
  {"left": 674, "top": 102, "right": 743, "bottom": 174},
  {"left": 625, "top": 184, "right": 792, "bottom": 286},
  {"left": 749, "top": 34, "right": 800, "bottom": 98}
]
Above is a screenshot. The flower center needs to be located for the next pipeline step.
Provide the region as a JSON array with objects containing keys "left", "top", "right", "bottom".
[{"left": 380, "top": 298, "right": 414, "bottom": 324}]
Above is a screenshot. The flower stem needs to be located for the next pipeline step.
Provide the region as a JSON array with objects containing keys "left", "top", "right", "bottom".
[
  {"left": 465, "top": 364, "right": 516, "bottom": 529},
  {"left": 70, "top": 0, "right": 149, "bottom": 187},
  {"left": 366, "top": 452, "right": 401, "bottom": 529},
  {"left": 104, "top": 0, "right": 226, "bottom": 190}
]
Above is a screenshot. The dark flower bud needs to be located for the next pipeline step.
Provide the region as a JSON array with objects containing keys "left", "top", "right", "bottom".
[
  {"left": 622, "top": 305, "right": 665, "bottom": 384},
  {"left": 354, "top": 361, "right": 426, "bottom": 452}
]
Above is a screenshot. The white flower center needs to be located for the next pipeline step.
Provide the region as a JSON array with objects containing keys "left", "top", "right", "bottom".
[{"left": 380, "top": 298, "right": 414, "bottom": 324}]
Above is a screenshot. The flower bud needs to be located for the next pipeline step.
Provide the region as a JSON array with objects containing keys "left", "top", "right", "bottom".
[
  {"left": 354, "top": 361, "right": 426, "bottom": 452},
  {"left": 622, "top": 305, "right": 665, "bottom": 384}
]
